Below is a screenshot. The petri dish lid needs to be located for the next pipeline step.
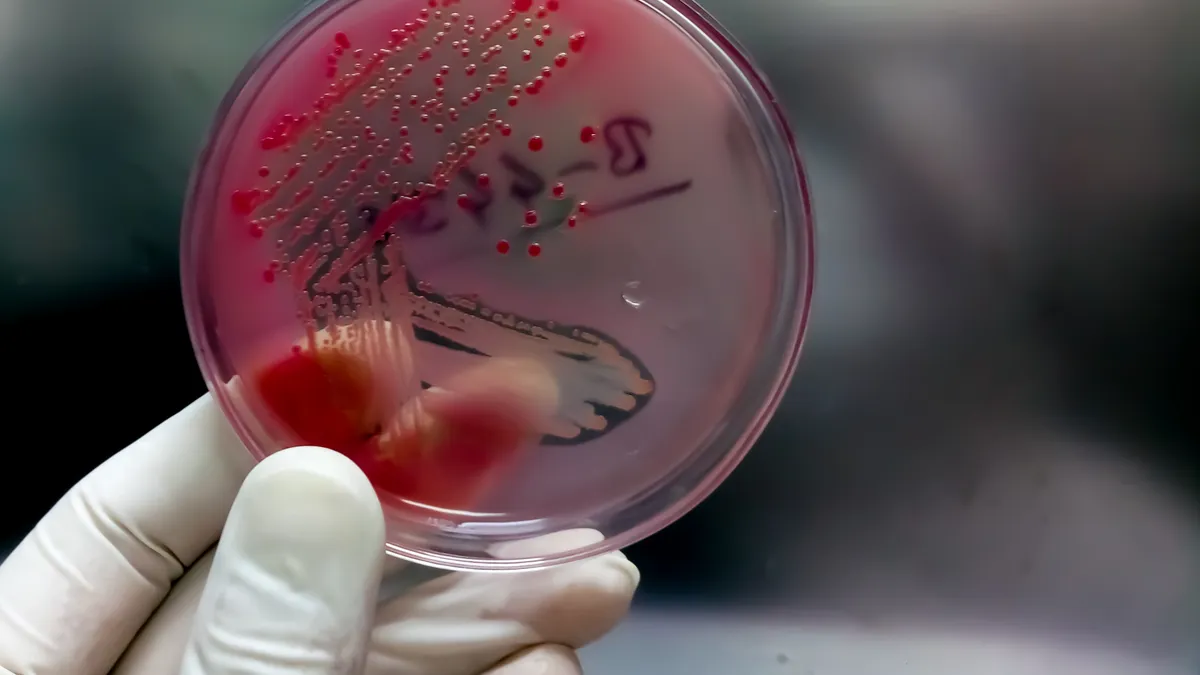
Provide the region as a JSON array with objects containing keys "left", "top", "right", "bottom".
[{"left": 182, "top": 0, "right": 813, "bottom": 571}]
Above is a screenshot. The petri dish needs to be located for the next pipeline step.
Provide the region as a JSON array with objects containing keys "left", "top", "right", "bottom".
[{"left": 181, "top": 0, "right": 813, "bottom": 571}]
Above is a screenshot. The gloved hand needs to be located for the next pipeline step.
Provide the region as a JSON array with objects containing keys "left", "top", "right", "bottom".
[{"left": 0, "top": 396, "right": 639, "bottom": 675}]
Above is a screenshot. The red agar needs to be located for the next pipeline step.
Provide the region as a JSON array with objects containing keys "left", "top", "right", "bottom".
[
  {"left": 255, "top": 349, "right": 379, "bottom": 453},
  {"left": 254, "top": 348, "right": 534, "bottom": 510}
]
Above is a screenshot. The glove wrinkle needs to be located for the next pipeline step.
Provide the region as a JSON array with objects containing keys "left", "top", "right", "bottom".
[{"left": 74, "top": 486, "right": 185, "bottom": 584}]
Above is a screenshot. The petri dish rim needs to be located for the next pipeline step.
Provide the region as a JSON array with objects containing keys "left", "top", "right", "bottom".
[{"left": 181, "top": 0, "right": 815, "bottom": 572}]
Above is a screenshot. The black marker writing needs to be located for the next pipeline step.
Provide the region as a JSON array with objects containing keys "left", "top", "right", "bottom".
[
  {"left": 558, "top": 160, "right": 600, "bottom": 177},
  {"left": 364, "top": 192, "right": 450, "bottom": 236},
  {"left": 589, "top": 180, "right": 694, "bottom": 218},
  {"left": 378, "top": 115, "right": 690, "bottom": 239},
  {"left": 401, "top": 191, "right": 449, "bottom": 235},
  {"left": 500, "top": 152, "right": 546, "bottom": 206},
  {"left": 456, "top": 167, "right": 494, "bottom": 226},
  {"left": 603, "top": 117, "right": 652, "bottom": 177}
]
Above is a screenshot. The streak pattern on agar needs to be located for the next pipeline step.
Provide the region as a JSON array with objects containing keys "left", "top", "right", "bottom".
[{"left": 225, "top": 0, "right": 656, "bottom": 484}]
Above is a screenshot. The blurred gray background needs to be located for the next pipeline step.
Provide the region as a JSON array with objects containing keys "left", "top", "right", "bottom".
[{"left": 1, "top": 0, "right": 1198, "bottom": 672}]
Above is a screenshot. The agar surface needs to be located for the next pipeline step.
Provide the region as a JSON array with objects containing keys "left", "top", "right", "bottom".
[{"left": 224, "top": 0, "right": 693, "bottom": 504}]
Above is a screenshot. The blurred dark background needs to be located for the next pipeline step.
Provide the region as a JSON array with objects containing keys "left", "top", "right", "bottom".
[{"left": 1, "top": 0, "right": 1198, "bottom": 672}]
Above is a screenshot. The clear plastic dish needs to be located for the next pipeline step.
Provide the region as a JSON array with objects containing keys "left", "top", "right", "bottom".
[{"left": 181, "top": 0, "right": 813, "bottom": 571}]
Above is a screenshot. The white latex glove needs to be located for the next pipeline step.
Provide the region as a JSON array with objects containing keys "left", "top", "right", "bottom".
[{"left": 0, "top": 396, "right": 639, "bottom": 675}]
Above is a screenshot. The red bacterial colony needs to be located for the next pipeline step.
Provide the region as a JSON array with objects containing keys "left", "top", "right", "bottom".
[{"left": 229, "top": 0, "right": 595, "bottom": 511}]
